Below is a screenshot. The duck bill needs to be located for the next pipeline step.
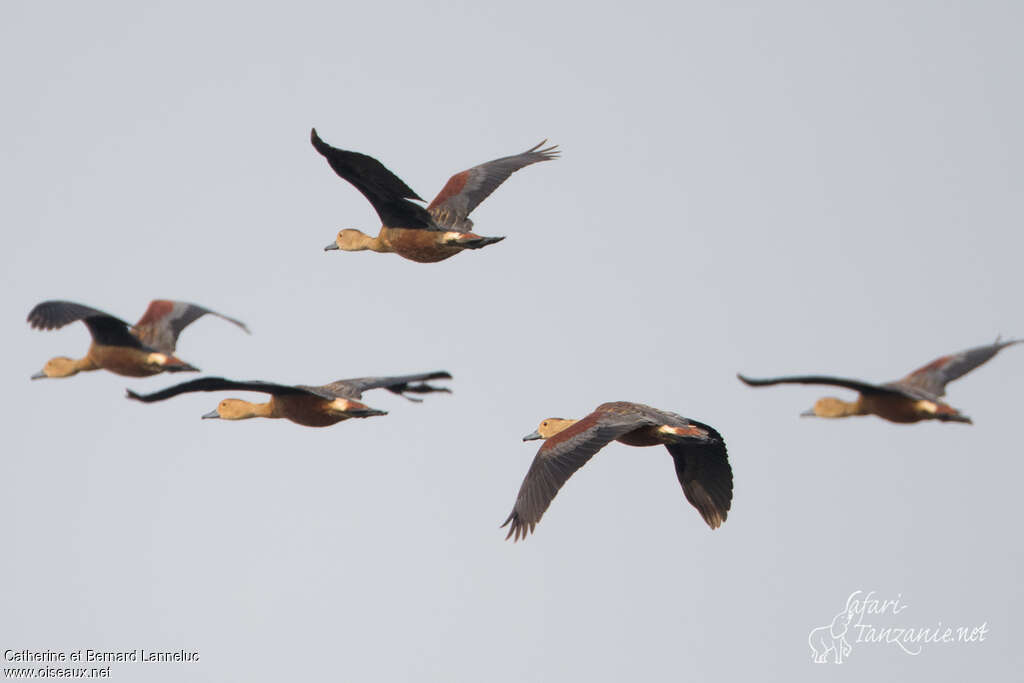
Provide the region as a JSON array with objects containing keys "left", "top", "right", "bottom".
[
  {"left": 201, "top": 409, "right": 221, "bottom": 419},
  {"left": 31, "top": 370, "right": 47, "bottom": 380},
  {"left": 324, "top": 243, "right": 339, "bottom": 251},
  {"left": 522, "top": 430, "right": 543, "bottom": 442},
  {"left": 800, "top": 408, "right": 817, "bottom": 418}
]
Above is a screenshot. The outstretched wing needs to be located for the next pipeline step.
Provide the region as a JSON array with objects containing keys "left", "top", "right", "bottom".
[
  {"left": 313, "top": 370, "right": 452, "bottom": 401},
  {"left": 126, "top": 377, "right": 308, "bottom": 403},
  {"left": 891, "top": 339, "right": 1023, "bottom": 398},
  {"left": 502, "top": 409, "right": 654, "bottom": 542},
  {"left": 310, "top": 128, "right": 438, "bottom": 230},
  {"left": 133, "top": 300, "right": 250, "bottom": 354},
  {"left": 737, "top": 373, "right": 912, "bottom": 398},
  {"left": 28, "top": 300, "right": 144, "bottom": 349},
  {"left": 427, "top": 140, "right": 559, "bottom": 231},
  {"left": 665, "top": 421, "right": 732, "bottom": 530}
]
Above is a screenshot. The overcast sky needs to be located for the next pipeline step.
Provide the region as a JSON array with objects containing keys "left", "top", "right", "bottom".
[{"left": 3, "top": 1, "right": 1022, "bottom": 680}]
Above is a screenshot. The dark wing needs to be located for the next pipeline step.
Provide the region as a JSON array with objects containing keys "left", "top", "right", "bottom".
[
  {"left": 27, "top": 300, "right": 144, "bottom": 349},
  {"left": 501, "top": 410, "right": 654, "bottom": 542},
  {"left": 316, "top": 371, "right": 452, "bottom": 401},
  {"left": 665, "top": 421, "right": 732, "bottom": 530},
  {"left": 737, "top": 373, "right": 912, "bottom": 398},
  {"left": 132, "top": 300, "right": 250, "bottom": 354},
  {"left": 427, "top": 140, "right": 559, "bottom": 231},
  {"left": 126, "top": 377, "right": 308, "bottom": 403},
  {"left": 310, "top": 128, "right": 438, "bottom": 230},
  {"left": 890, "top": 338, "right": 1023, "bottom": 398}
]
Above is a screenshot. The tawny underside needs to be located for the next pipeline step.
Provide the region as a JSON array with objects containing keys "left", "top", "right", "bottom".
[
  {"left": 380, "top": 227, "right": 463, "bottom": 263},
  {"left": 860, "top": 394, "right": 953, "bottom": 423},
  {"left": 88, "top": 343, "right": 166, "bottom": 377},
  {"left": 269, "top": 394, "right": 356, "bottom": 427}
]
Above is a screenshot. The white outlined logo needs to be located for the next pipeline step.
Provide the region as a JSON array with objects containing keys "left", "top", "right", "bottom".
[{"left": 808, "top": 591, "right": 988, "bottom": 663}]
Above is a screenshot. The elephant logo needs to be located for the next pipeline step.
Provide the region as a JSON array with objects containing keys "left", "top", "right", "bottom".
[{"left": 808, "top": 593, "right": 858, "bottom": 663}]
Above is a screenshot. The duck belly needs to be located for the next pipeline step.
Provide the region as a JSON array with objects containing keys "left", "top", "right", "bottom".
[
  {"left": 383, "top": 228, "right": 460, "bottom": 263},
  {"left": 275, "top": 395, "right": 347, "bottom": 427},
  {"left": 861, "top": 394, "right": 929, "bottom": 423},
  {"left": 89, "top": 345, "right": 165, "bottom": 377}
]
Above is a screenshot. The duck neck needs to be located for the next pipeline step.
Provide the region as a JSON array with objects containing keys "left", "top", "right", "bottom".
[
  {"left": 349, "top": 229, "right": 393, "bottom": 253},
  {"left": 248, "top": 399, "right": 278, "bottom": 419},
  {"left": 224, "top": 399, "right": 277, "bottom": 420},
  {"left": 848, "top": 397, "right": 867, "bottom": 416},
  {"left": 827, "top": 397, "right": 866, "bottom": 418},
  {"left": 75, "top": 356, "right": 98, "bottom": 376},
  {"left": 50, "top": 355, "right": 99, "bottom": 378}
]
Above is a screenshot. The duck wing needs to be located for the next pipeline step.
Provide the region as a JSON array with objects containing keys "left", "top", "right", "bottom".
[
  {"left": 311, "top": 128, "right": 438, "bottom": 230},
  {"left": 737, "top": 373, "right": 913, "bottom": 398},
  {"left": 502, "top": 407, "right": 656, "bottom": 541},
  {"left": 888, "top": 339, "right": 1023, "bottom": 398},
  {"left": 132, "top": 300, "right": 249, "bottom": 354},
  {"left": 665, "top": 420, "right": 732, "bottom": 530},
  {"left": 126, "top": 377, "right": 309, "bottom": 402},
  {"left": 428, "top": 140, "right": 559, "bottom": 231},
  {"left": 28, "top": 300, "right": 144, "bottom": 349},
  {"left": 316, "top": 370, "right": 453, "bottom": 401}
]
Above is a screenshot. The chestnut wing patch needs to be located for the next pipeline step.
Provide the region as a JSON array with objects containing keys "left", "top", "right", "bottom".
[
  {"left": 502, "top": 412, "right": 645, "bottom": 541},
  {"left": 133, "top": 300, "right": 249, "bottom": 354},
  {"left": 427, "top": 140, "right": 559, "bottom": 230},
  {"left": 893, "top": 339, "right": 1023, "bottom": 398}
]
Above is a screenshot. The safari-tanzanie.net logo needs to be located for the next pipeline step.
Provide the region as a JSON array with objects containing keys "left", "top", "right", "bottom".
[{"left": 808, "top": 590, "right": 988, "bottom": 663}]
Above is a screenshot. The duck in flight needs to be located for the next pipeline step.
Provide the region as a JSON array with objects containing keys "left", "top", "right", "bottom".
[
  {"left": 28, "top": 300, "right": 249, "bottom": 380},
  {"left": 502, "top": 401, "right": 732, "bottom": 541},
  {"left": 311, "top": 128, "right": 559, "bottom": 263},
  {"left": 738, "top": 338, "right": 1022, "bottom": 424},
  {"left": 126, "top": 371, "right": 452, "bottom": 427}
]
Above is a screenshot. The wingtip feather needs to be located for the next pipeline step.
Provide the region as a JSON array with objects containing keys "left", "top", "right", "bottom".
[{"left": 310, "top": 127, "right": 328, "bottom": 154}]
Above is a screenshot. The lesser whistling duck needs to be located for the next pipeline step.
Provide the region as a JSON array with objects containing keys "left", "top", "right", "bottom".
[
  {"left": 28, "top": 300, "right": 249, "bottom": 380},
  {"left": 311, "top": 128, "right": 559, "bottom": 263},
  {"left": 738, "top": 338, "right": 1023, "bottom": 424},
  {"left": 126, "top": 371, "right": 452, "bottom": 427},
  {"left": 502, "top": 401, "right": 733, "bottom": 541}
]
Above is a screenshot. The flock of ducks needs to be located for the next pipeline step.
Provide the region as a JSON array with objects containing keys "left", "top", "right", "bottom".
[{"left": 28, "top": 130, "right": 1021, "bottom": 541}]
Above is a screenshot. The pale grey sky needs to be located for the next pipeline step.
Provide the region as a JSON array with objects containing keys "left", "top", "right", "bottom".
[{"left": 2, "top": 1, "right": 1022, "bottom": 680}]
